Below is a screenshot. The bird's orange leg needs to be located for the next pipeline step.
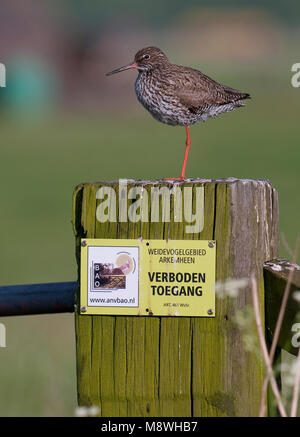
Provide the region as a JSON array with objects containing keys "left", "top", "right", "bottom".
[
  {"left": 165, "top": 126, "right": 191, "bottom": 181},
  {"left": 180, "top": 125, "right": 191, "bottom": 179}
]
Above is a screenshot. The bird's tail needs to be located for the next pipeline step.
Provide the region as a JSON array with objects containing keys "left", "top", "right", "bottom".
[{"left": 241, "top": 92, "right": 251, "bottom": 100}]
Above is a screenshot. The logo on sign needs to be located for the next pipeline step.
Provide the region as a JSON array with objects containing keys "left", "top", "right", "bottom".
[{"left": 91, "top": 253, "right": 135, "bottom": 291}]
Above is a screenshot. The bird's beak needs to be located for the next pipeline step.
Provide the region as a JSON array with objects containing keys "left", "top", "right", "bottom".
[{"left": 106, "top": 62, "right": 137, "bottom": 76}]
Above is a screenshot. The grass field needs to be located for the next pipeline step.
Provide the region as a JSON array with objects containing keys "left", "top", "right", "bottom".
[{"left": 0, "top": 85, "right": 299, "bottom": 415}]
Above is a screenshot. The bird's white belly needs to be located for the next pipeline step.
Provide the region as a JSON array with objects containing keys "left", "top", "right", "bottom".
[{"left": 135, "top": 75, "right": 181, "bottom": 125}]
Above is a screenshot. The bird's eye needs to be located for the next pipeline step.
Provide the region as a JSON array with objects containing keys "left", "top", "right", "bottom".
[{"left": 143, "top": 54, "right": 150, "bottom": 60}]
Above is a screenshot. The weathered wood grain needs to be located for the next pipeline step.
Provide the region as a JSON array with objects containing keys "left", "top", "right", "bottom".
[
  {"left": 264, "top": 258, "right": 300, "bottom": 356},
  {"left": 73, "top": 178, "right": 279, "bottom": 417}
]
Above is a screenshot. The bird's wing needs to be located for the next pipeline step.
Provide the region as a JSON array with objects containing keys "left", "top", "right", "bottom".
[{"left": 175, "top": 67, "right": 250, "bottom": 112}]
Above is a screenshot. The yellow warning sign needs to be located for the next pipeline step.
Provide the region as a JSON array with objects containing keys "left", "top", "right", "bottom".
[{"left": 80, "top": 238, "right": 215, "bottom": 317}]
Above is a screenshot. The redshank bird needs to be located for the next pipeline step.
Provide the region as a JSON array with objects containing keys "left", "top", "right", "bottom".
[{"left": 106, "top": 47, "right": 250, "bottom": 180}]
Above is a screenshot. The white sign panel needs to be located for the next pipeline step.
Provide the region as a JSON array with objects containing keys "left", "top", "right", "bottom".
[{"left": 87, "top": 245, "right": 139, "bottom": 307}]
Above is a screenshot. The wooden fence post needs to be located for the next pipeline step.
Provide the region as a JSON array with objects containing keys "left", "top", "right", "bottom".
[
  {"left": 72, "top": 178, "right": 279, "bottom": 417},
  {"left": 264, "top": 258, "right": 300, "bottom": 356}
]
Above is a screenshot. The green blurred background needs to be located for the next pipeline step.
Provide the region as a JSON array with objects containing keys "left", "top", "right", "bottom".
[{"left": 0, "top": 0, "right": 299, "bottom": 416}]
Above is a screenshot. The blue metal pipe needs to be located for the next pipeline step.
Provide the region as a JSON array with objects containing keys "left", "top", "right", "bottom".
[{"left": 0, "top": 281, "right": 77, "bottom": 317}]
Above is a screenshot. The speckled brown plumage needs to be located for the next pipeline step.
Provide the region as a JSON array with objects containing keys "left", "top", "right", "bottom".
[
  {"left": 133, "top": 47, "right": 250, "bottom": 127},
  {"left": 106, "top": 46, "right": 250, "bottom": 179}
]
